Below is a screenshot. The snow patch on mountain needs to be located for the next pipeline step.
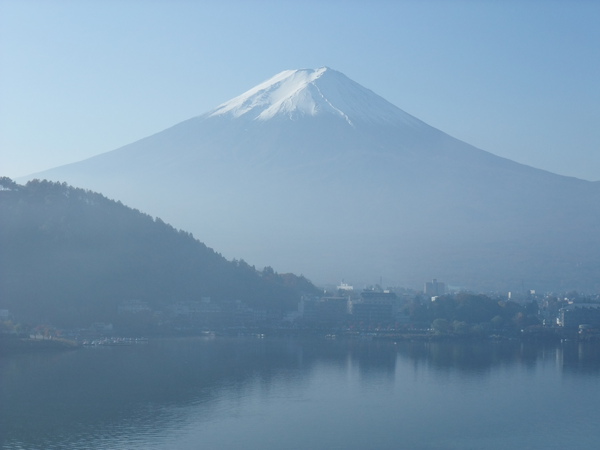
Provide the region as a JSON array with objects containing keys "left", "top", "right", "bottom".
[{"left": 209, "top": 67, "right": 427, "bottom": 129}]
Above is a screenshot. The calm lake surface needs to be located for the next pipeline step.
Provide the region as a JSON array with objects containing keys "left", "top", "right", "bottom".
[{"left": 2, "top": 336, "right": 600, "bottom": 450}]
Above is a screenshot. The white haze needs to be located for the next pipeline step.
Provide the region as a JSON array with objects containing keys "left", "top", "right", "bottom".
[{"left": 24, "top": 68, "right": 600, "bottom": 292}]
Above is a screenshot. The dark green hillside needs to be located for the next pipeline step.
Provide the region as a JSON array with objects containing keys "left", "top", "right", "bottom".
[{"left": 0, "top": 177, "right": 319, "bottom": 327}]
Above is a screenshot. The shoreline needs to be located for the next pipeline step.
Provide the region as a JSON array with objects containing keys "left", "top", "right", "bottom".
[{"left": 0, "top": 337, "right": 79, "bottom": 354}]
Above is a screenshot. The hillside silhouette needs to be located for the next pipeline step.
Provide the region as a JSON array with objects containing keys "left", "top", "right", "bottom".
[{"left": 0, "top": 177, "right": 318, "bottom": 327}]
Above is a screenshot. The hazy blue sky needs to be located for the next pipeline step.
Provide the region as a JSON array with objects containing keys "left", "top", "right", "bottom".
[{"left": 1, "top": 0, "right": 599, "bottom": 180}]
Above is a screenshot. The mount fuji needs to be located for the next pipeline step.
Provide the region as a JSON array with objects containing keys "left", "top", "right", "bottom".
[{"left": 26, "top": 67, "right": 600, "bottom": 291}]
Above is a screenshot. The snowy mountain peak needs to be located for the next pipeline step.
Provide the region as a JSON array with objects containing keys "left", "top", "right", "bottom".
[{"left": 209, "top": 67, "right": 425, "bottom": 128}]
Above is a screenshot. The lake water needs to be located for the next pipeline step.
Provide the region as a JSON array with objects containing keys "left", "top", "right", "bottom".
[{"left": 2, "top": 336, "right": 600, "bottom": 450}]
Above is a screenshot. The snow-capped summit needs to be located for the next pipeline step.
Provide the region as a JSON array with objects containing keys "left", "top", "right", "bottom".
[{"left": 209, "top": 67, "right": 424, "bottom": 128}]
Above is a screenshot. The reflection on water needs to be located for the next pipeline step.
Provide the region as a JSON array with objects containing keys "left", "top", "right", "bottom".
[
  {"left": 2, "top": 337, "right": 600, "bottom": 449},
  {"left": 401, "top": 340, "right": 556, "bottom": 374}
]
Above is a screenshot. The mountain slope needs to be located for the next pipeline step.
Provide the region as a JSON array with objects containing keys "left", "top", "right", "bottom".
[
  {"left": 25, "top": 68, "right": 600, "bottom": 291},
  {"left": 0, "top": 178, "right": 318, "bottom": 327}
]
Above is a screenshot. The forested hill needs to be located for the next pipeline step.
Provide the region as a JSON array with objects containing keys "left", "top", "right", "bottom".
[{"left": 0, "top": 177, "right": 320, "bottom": 327}]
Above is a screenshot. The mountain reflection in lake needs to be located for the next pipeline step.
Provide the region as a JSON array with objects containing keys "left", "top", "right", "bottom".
[{"left": 2, "top": 337, "right": 599, "bottom": 450}]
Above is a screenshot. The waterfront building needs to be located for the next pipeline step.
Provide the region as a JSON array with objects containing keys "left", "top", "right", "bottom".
[
  {"left": 299, "top": 295, "right": 350, "bottom": 327},
  {"left": 351, "top": 290, "right": 399, "bottom": 326},
  {"left": 558, "top": 303, "right": 600, "bottom": 328}
]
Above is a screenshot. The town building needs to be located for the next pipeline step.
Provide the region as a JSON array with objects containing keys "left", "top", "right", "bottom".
[
  {"left": 558, "top": 303, "right": 600, "bottom": 328},
  {"left": 299, "top": 295, "right": 350, "bottom": 326},
  {"left": 424, "top": 279, "right": 446, "bottom": 297},
  {"left": 351, "top": 290, "right": 399, "bottom": 326}
]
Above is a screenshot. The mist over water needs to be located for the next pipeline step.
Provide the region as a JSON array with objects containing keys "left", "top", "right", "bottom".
[{"left": 2, "top": 337, "right": 599, "bottom": 450}]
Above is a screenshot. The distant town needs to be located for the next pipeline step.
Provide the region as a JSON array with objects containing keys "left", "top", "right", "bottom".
[{"left": 3, "top": 278, "right": 600, "bottom": 350}]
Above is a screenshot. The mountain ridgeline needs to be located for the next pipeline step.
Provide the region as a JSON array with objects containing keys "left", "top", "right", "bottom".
[
  {"left": 25, "top": 67, "right": 600, "bottom": 292},
  {"left": 0, "top": 178, "right": 319, "bottom": 327}
]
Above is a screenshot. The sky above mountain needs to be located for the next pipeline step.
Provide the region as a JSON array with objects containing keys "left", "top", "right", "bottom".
[{"left": 1, "top": 0, "right": 599, "bottom": 181}]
